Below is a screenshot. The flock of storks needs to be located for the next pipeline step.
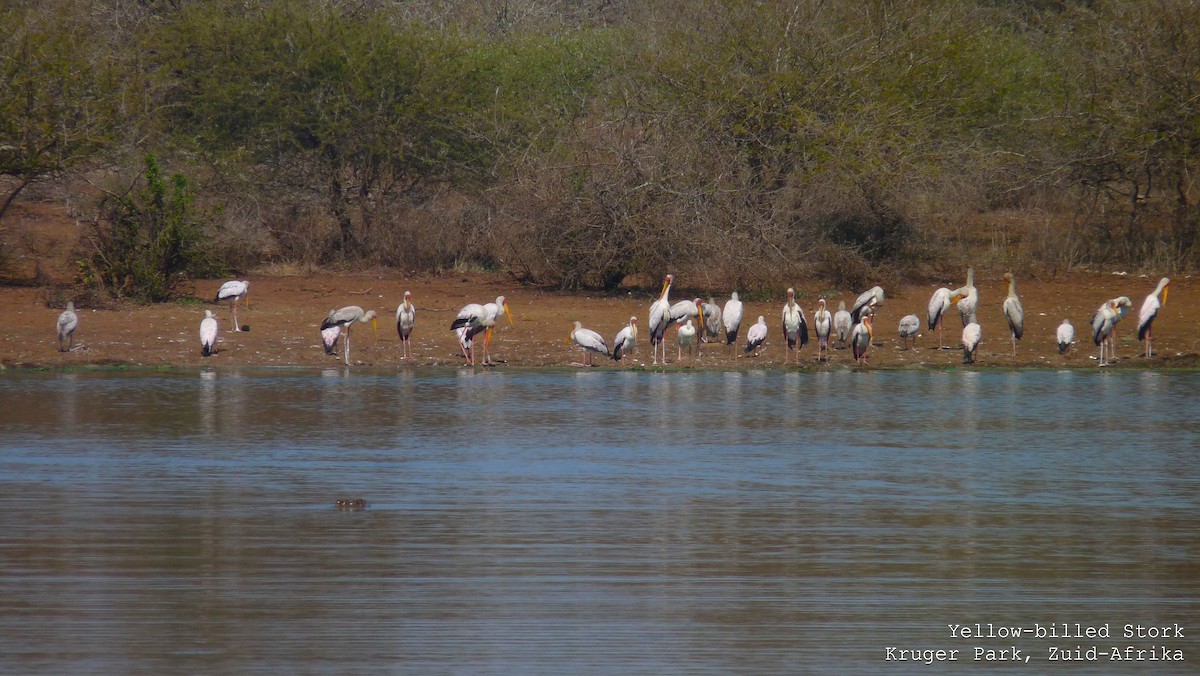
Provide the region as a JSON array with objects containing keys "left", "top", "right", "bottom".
[{"left": 51, "top": 271, "right": 1170, "bottom": 368}]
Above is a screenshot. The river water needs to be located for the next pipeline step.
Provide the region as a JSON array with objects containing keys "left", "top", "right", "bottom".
[{"left": 1, "top": 368, "right": 1197, "bottom": 673}]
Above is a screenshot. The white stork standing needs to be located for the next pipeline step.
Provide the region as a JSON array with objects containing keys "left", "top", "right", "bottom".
[
  {"left": 321, "top": 306, "right": 378, "bottom": 366},
  {"left": 648, "top": 274, "right": 675, "bottom": 365},
  {"left": 962, "top": 322, "right": 982, "bottom": 364},
  {"left": 451, "top": 295, "right": 514, "bottom": 366},
  {"left": 1137, "top": 277, "right": 1169, "bottom": 358},
  {"left": 851, "top": 314, "right": 874, "bottom": 365},
  {"left": 1002, "top": 272, "right": 1024, "bottom": 356},
  {"left": 813, "top": 298, "right": 832, "bottom": 362},
  {"left": 957, "top": 268, "right": 977, "bottom": 326},
  {"left": 781, "top": 287, "right": 808, "bottom": 364},
  {"left": 612, "top": 316, "right": 638, "bottom": 363},
  {"left": 1057, "top": 319, "right": 1075, "bottom": 355},
  {"left": 722, "top": 291, "right": 744, "bottom": 349},
  {"left": 833, "top": 301, "right": 853, "bottom": 347},
  {"left": 200, "top": 309, "right": 218, "bottom": 357},
  {"left": 898, "top": 314, "right": 920, "bottom": 350},
  {"left": 567, "top": 321, "right": 609, "bottom": 366},
  {"left": 395, "top": 290, "right": 416, "bottom": 359},
  {"left": 851, "top": 286, "right": 885, "bottom": 323},
  {"left": 744, "top": 316, "right": 768, "bottom": 356},
  {"left": 56, "top": 301, "right": 78, "bottom": 352},
  {"left": 927, "top": 287, "right": 953, "bottom": 350},
  {"left": 1092, "top": 297, "right": 1131, "bottom": 366},
  {"left": 215, "top": 280, "right": 250, "bottom": 331}
]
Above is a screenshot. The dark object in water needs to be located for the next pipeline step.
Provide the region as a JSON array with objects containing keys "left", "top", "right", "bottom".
[{"left": 335, "top": 498, "right": 366, "bottom": 510}]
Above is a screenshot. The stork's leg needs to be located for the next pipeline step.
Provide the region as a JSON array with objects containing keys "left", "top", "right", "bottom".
[
  {"left": 344, "top": 328, "right": 351, "bottom": 365},
  {"left": 232, "top": 299, "right": 241, "bottom": 331}
]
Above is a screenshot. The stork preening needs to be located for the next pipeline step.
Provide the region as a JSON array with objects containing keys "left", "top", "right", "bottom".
[
  {"left": 567, "top": 321, "right": 609, "bottom": 366},
  {"left": 322, "top": 306, "right": 378, "bottom": 365},
  {"left": 723, "top": 292, "right": 744, "bottom": 349},
  {"left": 56, "top": 301, "right": 78, "bottom": 352},
  {"left": 1057, "top": 319, "right": 1075, "bottom": 355},
  {"left": 744, "top": 316, "right": 768, "bottom": 356},
  {"left": 1137, "top": 277, "right": 1169, "bottom": 358},
  {"left": 200, "top": 309, "right": 218, "bottom": 357},
  {"left": 215, "top": 280, "right": 250, "bottom": 331},
  {"left": 395, "top": 290, "right": 415, "bottom": 359},
  {"left": 1091, "top": 297, "right": 1131, "bottom": 367},
  {"left": 833, "top": 301, "right": 852, "bottom": 347},
  {"left": 962, "top": 322, "right": 982, "bottom": 364},
  {"left": 957, "top": 268, "right": 977, "bottom": 326},
  {"left": 813, "top": 298, "right": 832, "bottom": 362},
  {"left": 612, "top": 316, "right": 638, "bottom": 362},
  {"left": 701, "top": 297, "right": 723, "bottom": 345},
  {"left": 898, "top": 314, "right": 920, "bottom": 350},
  {"left": 1002, "top": 272, "right": 1024, "bottom": 356},
  {"left": 851, "top": 286, "right": 885, "bottom": 323},
  {"left": 927, "top": 287, "right": 953, "bottom": 349}
]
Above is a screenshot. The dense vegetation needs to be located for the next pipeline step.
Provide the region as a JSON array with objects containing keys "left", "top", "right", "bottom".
[{"left": 1, "top": 0, "right": 1198, "bottom": 295}]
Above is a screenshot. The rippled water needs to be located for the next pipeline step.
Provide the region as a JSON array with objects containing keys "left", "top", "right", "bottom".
[{"left": 1, "top": 368, "right": 1198, "bottom": 673}]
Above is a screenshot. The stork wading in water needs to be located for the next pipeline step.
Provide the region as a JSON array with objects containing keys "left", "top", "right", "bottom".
[
  {"left": 833, "top": 301, "right": 852, "bottom": 347},
  {"left": 567, "top": 321, "right": 610, "bottom": 366},
  {"left": 898, "top": 314, "right": 920, "bottom": 350},
  {"left": 1137, "top": 277, "right": 1169, "bottom": 358},
  {"left": 744, "top": 316, "right": 768, "bottom": 356},
  {"left": 962, "top": 322, "right": 982, "bottom": 364},
  {"left": 321, "top": 306, "right": 378, "bottom": 366},
  {"left": 451, "top": 295, "right": 514, "bottom": 366},
  {"left": 781, "top": 287, "right": 808, "bottom": 364},
  {"left": 1057, "top": 319, "right": 1075, "bottom": 355},
  {"left": 612, "top": 316, "right": 638, "bottom": 363},
  {"left": 200, "top": 310, "right": 218, "bottom": 357},
  {"left": 927, "top": 287, "right": 954, "bottom": 349},
  {"left": 647, "top": 274, "right": 675, "bottom": 365},
  {"left": 1002, "top": 272, "right": 1024, "bottom": 356},
  {"left": 215, "top": 280, "right": 250, "bottom": 331},
  {"left": 722, "top": 292, "right": 744, "bottom": 350},
  {"left": 956, "top": 268, "right": 978, "bottom": 326},
  {"left": 850, "top": 314, "right": 874, "bottom": 365},
  {"left": 851, "top": 286, "right": 885, "bottom": 323},
  {"left": 56, "top": 301, "right": 78, "bottom": 352},
  {"left": 813, "top": 298, "right": 832, "bottom": 362},
  {"left": 395, "top": 290, "right": 415, "bottom": 359}
]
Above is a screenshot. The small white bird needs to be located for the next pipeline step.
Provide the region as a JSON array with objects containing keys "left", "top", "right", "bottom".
[
  {"left": 1137, "top": 277, "right": 1169, "bottom": 358},
  {"left": 744, "top": 316, "right": 768, "bottom": 356},
  {"left": 1002, "top": 272, "right": 1024, "bottom": 356},
  {"left": 851, "top": 286, "right": 885, "bottom": 323},
  {"left": 851, "top": 314, "right": 874, "bottom": 365},
  {"left": 813, "top": 298, "right": 832, "bottom": 362},
  {"left": 1057, "top": 319, "right": 1075, "bottom": 355},
  {"left": 396, "top": 290, "right": 416, "bottom": 359},
  {"left": 898, "top": 314, "right": 920, "bottom": 349},
  {"left": 833, "top": 301, "right": 853, "bottom": 346},
  {"left": 200, "top": 309, "right": 218, "bottom": 357},
  {"left": 612, "top": 316, "right": 638, "bottom": 362},
  {"left": 56, "top": 301, "right": 78, "bottom": 352},
  {"left": 321, "top": 306, "right": 378, "bottom": 365},
  {"left": 215, "top": 280, "right": 250, "bottom": 331},
  {"left": 962, "top": 322, "right": 982, "bottom": 364},
  {"left": 723, "top": 291, "right": 744, "bottom": 348},
  {"left": 567, "top": 320, "right": 609, "bottom": 367},
  {"left": 677, "top": 319, "right": 697, "bottom": 362}
]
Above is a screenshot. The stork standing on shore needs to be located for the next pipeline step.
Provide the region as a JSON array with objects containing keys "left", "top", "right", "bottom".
[
  {"left": 215, "top": 280, "right": 250, "bottom": 331},
  {"left": 396, "top": 290, "right": 415, "bottom": 359},
  {"left": 813, "top": 298, "right": 832, "bottom": 362},
  {"left": 1137, "top": 277, "right": 1169, "bottom": 358},
  {"left": 722, "top": 292, "right": 744, "bottom": 349},
  {"left": 612, "top": 316, "right": 638, "bottom": 362},
  {"left": 1002, "top": 272, "right": 1024, "bottom": 356},
  {"left": 567, "top": 321, "right": 609, "bottom": 366},
  {"left": 200, "top": 310, "right": 218, "bottom": 357},
  {"left": 833, "top": 301, "right": 852, "bottom": 346},
  {"left": 322, "top": 306, "right": 378, "bottom": 366},
  {"left": 56, "top": 301, "right": 78, "bottom": 352}
]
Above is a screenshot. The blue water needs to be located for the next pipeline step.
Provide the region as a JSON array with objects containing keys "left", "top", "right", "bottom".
[{"left": 0, "top": 368, "right": 1197, "bottom": 673}]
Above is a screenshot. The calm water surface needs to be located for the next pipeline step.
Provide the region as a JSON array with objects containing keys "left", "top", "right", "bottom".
[{"left": 1, "top": 368, "right": 1198, "bottom": 673}]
